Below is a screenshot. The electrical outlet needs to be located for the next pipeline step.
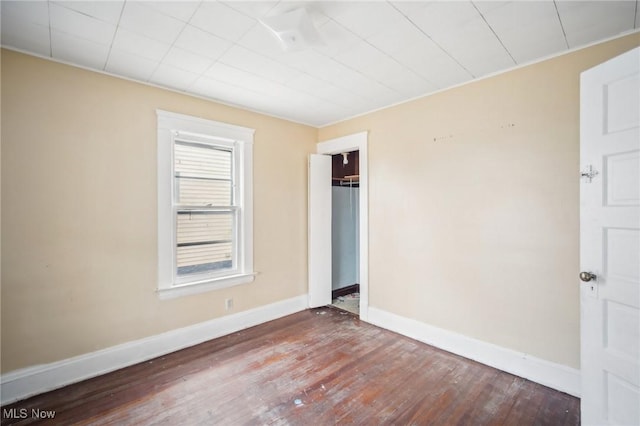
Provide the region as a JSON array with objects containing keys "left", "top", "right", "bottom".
[{"left": 225, "top": 298, "right": 234, "bottom": 311}]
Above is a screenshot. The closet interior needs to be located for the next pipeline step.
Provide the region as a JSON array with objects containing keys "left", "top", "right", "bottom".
[{"left": 330, "top": 150, "right": 360, "bottom": 315}]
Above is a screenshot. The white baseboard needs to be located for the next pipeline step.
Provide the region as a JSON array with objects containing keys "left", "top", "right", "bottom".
[
  {"left": 1, "top": 295, "right": 308, "bottom": 405},
  {"left": 367, "top": 307, "right": 581, "bottom": 397}
]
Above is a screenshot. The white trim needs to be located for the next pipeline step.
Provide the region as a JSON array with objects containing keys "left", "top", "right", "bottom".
[
  {"left": 157, "top": 273, "right": 256, "bottom": 300},
  {"left": 0, "top": 295, "right": 308, "bottom": 405},
  {"left": 368, "top": 307, "right": 581, "bottom": 397},
  {"left": 157, "top": 110, "right": 255, "bottom": 141},
  {"left": 316, "top": 131, "right": 369, "bottom": 321},
  {"left": 157, "top": 110, "right": 254, "bottom": 299}
]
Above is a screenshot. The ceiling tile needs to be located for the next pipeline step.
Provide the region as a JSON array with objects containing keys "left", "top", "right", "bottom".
[
  {"left": 407, "top": 1, "right": 479, "bottom": 38},
  {"left": 441, "top": 17, "right": 515, "bottom": 76},
  {"left": 1, "top": 4, "right": 50, "bottom": 57},
  {"left": 1, "top": 24, "right": 51, "bottom": 57},
  {"left": 467, "top": 1, "right": 510, "bottom": 15},
  {"left": 144, "top": 1, "right": 201, "bottom": 22},
  {"left": 556, "top": 1, "right": 637, "bottom": 47},
  {"left": 286, "top": 73, "right": 369, "bottom": 109},
  {"left": 111, "top": 28, "right": 171, "bottom": 62},
  {"left": 279, "top": 53, "right": 400, "bottom": 103},
  {"left": 189, "top": 75, "right": 234, "bottom": 99},
  {"left": 52, "top": 1, "right": 124, "bottom": 25},
  {"left": 221, "top": 1, "right": 278, "bottom": 20},
  {"left": 326, "top": 2, "right": 408, "bottom": 39},
  {"left": 271, "top": 49, "right": 333, "bottom": 76},
  {"left": 407, "top": 1, "right": 514, "bottom": 77},
  {"left": 333, "top": 40, "right": 436, "bottom": 97},
  {"left": 150, "top": 64, "right": 199, "bottom": 91},
  {"left": 290, "top": 53, "right": 345, "bottom": 77},
  {"left": 271, "top": 90, "right": 349, "bottom": 122},
  {"left": 49, "top": 3, "right": 116, "bottom": 46},
  {"left": 313, "top": 19, "right": 363, "bottom": 58},
  {"left": 119, "top": 2, "right": 185, "bottom": 44},
  {"left": 105, "top": 49, "right": 158, "bottom": 81},
  {"left": 161, "top": 46, "right": 213, "bottom": 75},
  {"left": 204, "top": 62, "right": 288, "bottom": 97},
  {"left": 366, "top": 21, "right": 427, "bottom": 57},
  {"left": 378, "top": 67, "right": 437, "bottom": 96},
  {"left": 51, "top": 29, "right": 109, "bottom": 69},
  {"left": 474, "top": 0, "right": 567, "bottom": 64},
  {"left": 190, "top": 75, "right": 263, "bottom": 105},
  {"left": 219, "top": 45, "right": 300, "bottom": 84},
  {"left": 336, "top": 72, "right": 402, "bottom": 105},
  {"left": 271, "top": 89, "right": 328, "bottom": 110},
  {"left": 389, "top": 1, "right": 432, "bottom": 18},
  {"left": 236, "top": 23, "right": 283, "bottom": 58},
  {"left": 190, "top": 75, "right": 331, "bottom": 126},
  {"left": 1, "top": 1, "right": 49, "bottom": 26},
  {"left": 173, "top": 25, "right": 231, "bottom": 61},
  {"left": 265, "top": 2, "right": 332, "bottom": 27},
  {"left": 261, "top": 84, "right": 331, "bottom": 109},
  {"left": 392, "top": 36, "right": 473, "bottom": 88},
  {"left": 333, "top": 41, "right": 398, "bottom": 81},
  {"left": 2, "top": 0, "right": 635, "bottom": 127},
  {"left": 189, "top": 2, "right": 255, "bottom": 42}
]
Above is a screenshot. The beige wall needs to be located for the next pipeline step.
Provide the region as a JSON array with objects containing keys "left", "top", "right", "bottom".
[
  {"left": 2, "top": 32, "right": 639, "bottom": 376},
  {"left": 319, "top": 33, "right": 640, "bottom": 369},
  {"left": 0, "top": 50, "right": 316, "bottom": 373}
]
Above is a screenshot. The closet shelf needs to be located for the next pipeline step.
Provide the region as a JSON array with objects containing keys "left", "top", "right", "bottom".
[
  {"left": 333, "top": 175, "right": 359, "bottom": 186},
  {"left": 332, "top": 174, "right": 359, "bottom": 181}
]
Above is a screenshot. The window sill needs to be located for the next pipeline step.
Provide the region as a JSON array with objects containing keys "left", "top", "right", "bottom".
[{"left": 158, "top": 273, "right": 256, "bottom": 300}]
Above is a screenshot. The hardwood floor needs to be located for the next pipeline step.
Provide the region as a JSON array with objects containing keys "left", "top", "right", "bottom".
[{"left": 1, "top": 307, "right": 579, "bottom": 425}]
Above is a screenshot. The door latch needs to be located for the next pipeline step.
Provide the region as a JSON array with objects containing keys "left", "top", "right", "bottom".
[
  {"left": 579, "top": 271, "right": 597, "bottom": 282},
  {"left": 580, "top": 165, "right": 598, "bottom": 183},
  {"left": 580, "top": 271, "right": 598, "bottom": 297}
]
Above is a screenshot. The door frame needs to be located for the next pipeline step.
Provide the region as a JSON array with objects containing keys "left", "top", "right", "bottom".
[{"left": 316, "top": 131, "right": 369, "bottom": 321}]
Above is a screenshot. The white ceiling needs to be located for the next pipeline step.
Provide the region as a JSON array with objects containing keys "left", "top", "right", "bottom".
[{"left": 2, "top": 1, "right": 639, "bottom": 127}]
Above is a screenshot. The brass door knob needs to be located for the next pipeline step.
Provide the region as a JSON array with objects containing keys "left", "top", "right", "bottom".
[{"left": 580, "top": 271, "right": 597, "bottom": 282}]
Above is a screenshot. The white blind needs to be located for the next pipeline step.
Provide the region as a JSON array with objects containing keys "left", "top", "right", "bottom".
[
  {"left": 176, "top": 212, "right": 233, "bottom": 244},
  {"left": 176, "top": 179, "right": 231, "bottom": 206},
  {"left": 177, "top": 242, "right": 233, "bottom": 269},
  {"left": 174, "top": 140, "right": 235, "bottom": 276},
  {"left": 174, "top": 141, "right": 232, "bottom": 206}
]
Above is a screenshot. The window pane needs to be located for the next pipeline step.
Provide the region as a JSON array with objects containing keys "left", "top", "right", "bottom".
[
  {"left": 177, "top": 243, "right": 233, "bottom": 275},
  {"left": 175, "top": 141, "right": 231, "bottom": 180},
  {"left": 176, "top": 178, "right": 231, "bottom": 206},
  {"left": 174, "top": 140, "right": 233, "bottom": 206},
  {"left": 176, "top": 211, "right": 234, "bottom": 276}
]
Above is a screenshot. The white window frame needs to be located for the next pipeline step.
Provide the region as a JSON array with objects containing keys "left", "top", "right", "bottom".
[{"left": 157, "top": 110, "right": 254, "bottom": 299}]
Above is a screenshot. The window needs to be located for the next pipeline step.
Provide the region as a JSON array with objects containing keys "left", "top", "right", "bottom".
[{"left": 157, "top": 110, "right": 254, "bottom": 299}]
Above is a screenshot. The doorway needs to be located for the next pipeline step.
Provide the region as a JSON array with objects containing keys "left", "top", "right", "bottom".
[
  {"left": 330, "top": 150, "right": 360, "bottom": 315},
  {"left": 308, "top": 132, "right": 369, "bottom": 321}
]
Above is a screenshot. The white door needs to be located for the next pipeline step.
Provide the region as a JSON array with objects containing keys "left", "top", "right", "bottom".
[
  {"left": 308, "top": 154, "right": 332, "bottom": 308},
  {"left": 580, "top": 47, "right": 640, "bottom": 426}
]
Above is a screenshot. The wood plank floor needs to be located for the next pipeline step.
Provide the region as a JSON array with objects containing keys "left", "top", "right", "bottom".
[{"left": 1, "top": 307, "right": 580, "bottom": 425}]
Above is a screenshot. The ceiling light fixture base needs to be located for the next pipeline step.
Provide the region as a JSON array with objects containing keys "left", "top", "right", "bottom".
[{"left": 260, "top": 8, "right": 324, "bottom": 52}]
